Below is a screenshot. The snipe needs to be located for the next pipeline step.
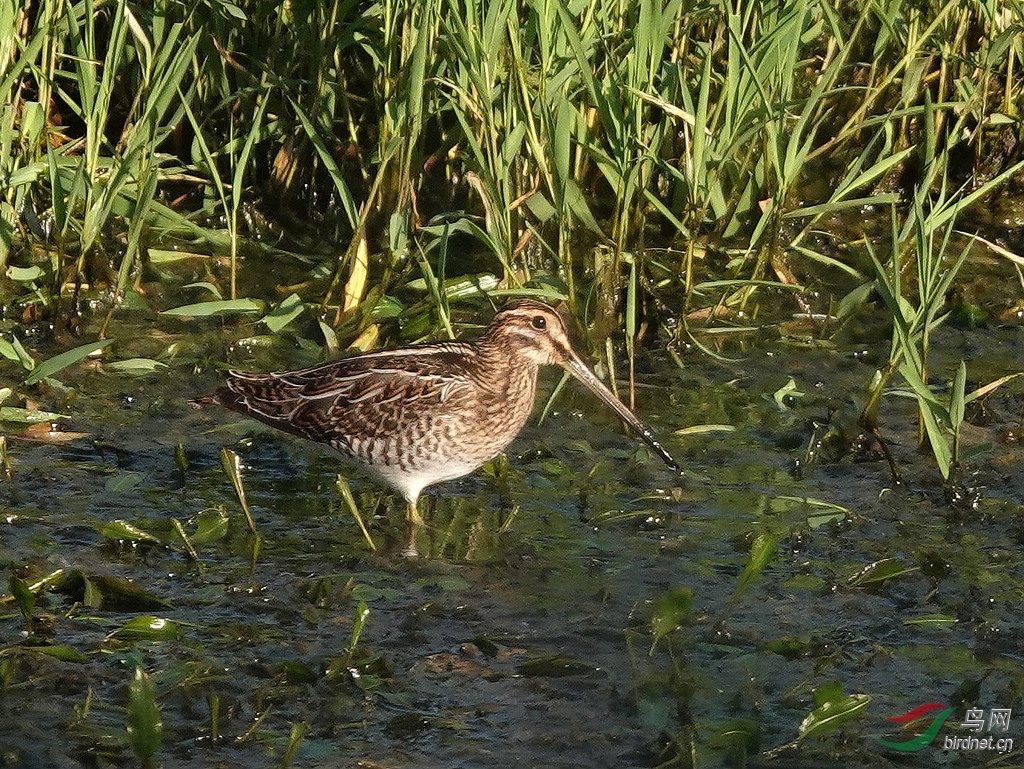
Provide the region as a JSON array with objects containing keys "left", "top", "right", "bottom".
[{"left": 216, "top": 299, "right": 677, "bottom": 553}]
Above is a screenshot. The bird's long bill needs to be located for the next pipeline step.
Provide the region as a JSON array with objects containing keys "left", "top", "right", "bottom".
[{"left": 562, "top": 353, "right": 679, "bottom": 471}]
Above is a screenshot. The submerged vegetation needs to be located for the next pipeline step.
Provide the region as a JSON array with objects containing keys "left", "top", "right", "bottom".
[{"left": 2, "top": 0, "right": 1024, "bottom": 766}]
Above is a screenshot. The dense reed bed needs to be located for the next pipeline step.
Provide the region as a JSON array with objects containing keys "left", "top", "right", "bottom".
[{"left": 2, "top": 0, "right": 1021, "bottom": 328}]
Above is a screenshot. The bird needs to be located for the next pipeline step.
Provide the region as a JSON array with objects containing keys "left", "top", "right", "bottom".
[{"left": 216, "top": 299, "right": 678, "bottom": 554}]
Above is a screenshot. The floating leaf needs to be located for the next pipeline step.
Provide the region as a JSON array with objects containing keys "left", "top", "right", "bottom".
[
  {"left": 22, "top": 425, "right": 88, "bottom": 443},
  {"left": 105, "top": 358, "right": 169, "bottom": 374},
  {"left": 782, "top": 574, "right": 825, "bottom": 590},
  {"left": 189, "top": 507, "right": 229, "bottom": 546},
  {"left": 126, "top": 667, "right": 163, "bottom": 761},
  {"left": 29, "top": 644, "right": 88, "bottom": 663},
  {"left": 847, "top": 558, "right": 917, "bottom": 588},
  {"left": 25, "top": 339, "right": 114, "bottom": 385},
  {"left": 275, "top": 659, "right": 318, "bottom": 685},
  {"left": 772, "top": 496, "right": 851, "bottom": 528},
  {"left": 0, "top": 407, "right": 69, "bottom": 424},
  {"left": 650, "top": 586, "right": 693, "bottom": 653},
  {"left": 109, "top": 616, "right": 181, "bottom": 641},
  {"left": 517, "top": 655, "right": 595, "bottom": 677},
  {"left": 118, "top": 289, "right": 152, "bottom": 311},
  {"left": 562, "top": 438, "right": 595, "bottom": 454},
  {"left": 100, "top": 519, "right": 161, "bottom": 544},
  {"left": 262, "top": 292, "right": 305, "bottom": 333},
  {"left": 161, "top": 298, "right": 264, "bottom": 317},
  {"left": 807, "top": 510, "right": 847, "bottom": 529},
  {"left": 18, "top": 570, "right": 135, "bottom": 611},
  {"left": 797, "top": 692, "right": 871, "bottom": 740}
]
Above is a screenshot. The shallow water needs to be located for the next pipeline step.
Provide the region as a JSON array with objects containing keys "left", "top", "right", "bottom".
[{"left": 2, "top": 294, "right": 1024, "bottom": 768}]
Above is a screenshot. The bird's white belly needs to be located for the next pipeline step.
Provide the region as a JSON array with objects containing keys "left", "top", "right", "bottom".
[{"left": 360, "top": 455, "right": 487, "bottom": 503}]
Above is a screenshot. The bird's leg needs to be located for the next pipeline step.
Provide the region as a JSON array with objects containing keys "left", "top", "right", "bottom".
[{"left": 402, "top": 498, "right": 423, "bottom": 558}]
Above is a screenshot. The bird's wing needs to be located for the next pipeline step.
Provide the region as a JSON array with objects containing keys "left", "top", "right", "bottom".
[{"left": 217, "top": 342, "right": 482, "bottom": 452}]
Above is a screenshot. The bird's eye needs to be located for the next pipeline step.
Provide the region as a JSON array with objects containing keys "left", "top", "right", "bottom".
[{"left": 531, "top": 315, "right": 547, "bottom": 330}]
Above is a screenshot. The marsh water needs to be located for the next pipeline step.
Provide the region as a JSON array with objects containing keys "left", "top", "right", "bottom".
[{"left": 2, "top": 263, "right": 1024, "bottom": 768}]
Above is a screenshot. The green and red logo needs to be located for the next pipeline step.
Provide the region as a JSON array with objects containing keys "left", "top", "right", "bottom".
[{"left": 874, "top": 703, "right": 956, "bottom": 751}]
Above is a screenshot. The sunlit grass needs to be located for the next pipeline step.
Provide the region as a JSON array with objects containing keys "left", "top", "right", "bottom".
[{"left": 1, "top": 0, "right": 1019, "bottom": 311}]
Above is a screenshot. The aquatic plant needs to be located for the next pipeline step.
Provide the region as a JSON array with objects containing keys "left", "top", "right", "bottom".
[{"left": 0, "top": 0, "right": 1018, "bottom": 335}]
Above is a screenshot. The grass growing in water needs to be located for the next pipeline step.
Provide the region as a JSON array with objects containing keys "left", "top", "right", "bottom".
[{"left": 0, "top": 0, "right": 1018, "bottom": 309}]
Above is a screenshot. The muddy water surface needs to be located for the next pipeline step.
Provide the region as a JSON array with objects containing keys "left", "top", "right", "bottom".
[{"left": 2, "top": 299, "right": 1024, "bottom": 768}]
